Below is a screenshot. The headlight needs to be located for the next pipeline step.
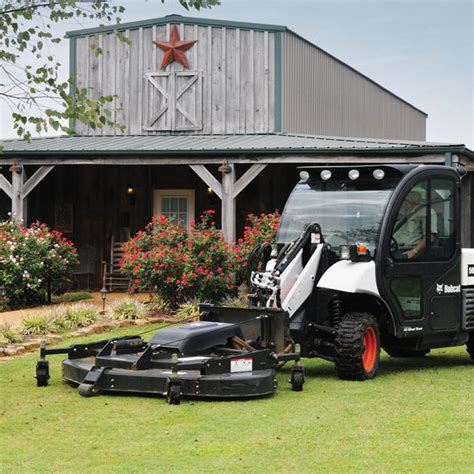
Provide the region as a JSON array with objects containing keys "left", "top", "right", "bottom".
[
  {"left": 320, "top": 169, "right": 332, "bottom": 181},
  {"left": 299, "top": 170, "right": 310, "bottom": 183},
  {"left": 348, "top": 169, "right": 360, "bottom": 180},
  {"left": 373, "top": 169, "right": 385, "bottom": 180},
  {"left": 340, "top": 245, "right": 351, "bottom": 260}
]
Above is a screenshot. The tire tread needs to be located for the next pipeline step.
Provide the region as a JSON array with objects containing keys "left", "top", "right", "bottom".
[{"left": 335, "top": 312, "right": 380, "bottom": 381}]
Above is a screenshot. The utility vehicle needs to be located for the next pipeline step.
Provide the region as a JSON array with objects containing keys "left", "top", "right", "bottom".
[{"left": 36, "top": 164, "right": 474, "bottom": 403}]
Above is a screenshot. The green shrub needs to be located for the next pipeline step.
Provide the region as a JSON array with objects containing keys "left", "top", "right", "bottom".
[
  {"left": 222, "top": 297, "right": 246, "bottom": 308},
  {"left": 0, "top": 323, "right": 22, "bottom": 343},
  {"left": 110, "top": 299, "right": 147, "bottom": 320},
  {"left": 21, "top": 314, "right": 52, "bottom": 335},
  {"left": 23, "top": 304, "right": 98, "bottom": 334},
  {"left": 121, "top": 212, "right": 239, "bottom": 307},
  {"left": 48, "top": 310, "right": 70, "bottom": 333},
  {"left": 63, "top": 303, "right": 97, "bottom": 328},
  {"left": 175, "top": 299, "right": 201, "bottom": 320},
  {"left": 52, "top": 291, "right": 93, "bottom": 303},
  {"left": 0, "top": 220, "right": 78, "bottom": 309},
  {"left": 148, "top": 293, "right": 172, "bottom": 312}
]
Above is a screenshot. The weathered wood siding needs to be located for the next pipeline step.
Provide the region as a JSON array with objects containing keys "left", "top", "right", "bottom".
[
  {"left": 281, "top": 32, "right": 427, "bottom": 140},
  {"left": 74, "top": 23, "right": 275, "bottom": 135}
]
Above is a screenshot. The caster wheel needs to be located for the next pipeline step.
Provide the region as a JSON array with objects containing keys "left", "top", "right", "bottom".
[
  {"left": 78, "top": 383, "right": 96, "bottom": 397},
  {"left": 36, "top": 360, "right": 49, "bottom": 387},
  {"left": 290, "top": 368, "right": 305, "bottom": 392},
  {"left": 167, "top": 384, "right": 181, "bottom": 405}
]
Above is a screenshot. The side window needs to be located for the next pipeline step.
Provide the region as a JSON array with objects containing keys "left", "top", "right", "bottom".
[
  {"left": 390, "top": 180, "right": 429, "bottom": 261},
  {"left": 429, "top": 178, "right": 455, "bottom": 260},
  {"left": 390, "top": 178, "right": 456, "bottom": 262}
]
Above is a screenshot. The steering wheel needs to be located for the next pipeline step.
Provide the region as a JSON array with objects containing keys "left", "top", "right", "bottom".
[{"left": 390, "top": 236, "right": 399, "bottom": 253}]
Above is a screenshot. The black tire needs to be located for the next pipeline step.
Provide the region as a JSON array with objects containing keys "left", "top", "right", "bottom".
[
  {"left": 467, "top": 333, "right": 474, "bottom": 360},
  {"left": 384, "top": 347, "right": 430, "bottom": 358},
  {"left": 290, "top": 369, "right": 304, "bottom": 392},
  {"left": 334, "top": 312, "right": 380, "bottom": 381},
  {"left": 36, "top": 370, "right": 49, "bottom": 387},
  {"left": 167, "top": 384, "right": 181, "bottom": 405},
  {"left": 35, "top": 361, "right": 49, "bottom": 387},
  {"left": 78, "top": 383, "right": 96, "bottom": 397}
]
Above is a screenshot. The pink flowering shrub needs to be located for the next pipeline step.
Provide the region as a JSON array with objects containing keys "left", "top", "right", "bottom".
[
  {"left": 121, "top": 211, "right": 240, "bottom": 306},
  {"left": 121, "top": 210, "right": 281, "bottom": 306},
  {"left": 0, "top": 220, "right": 78, "bottom": 308}
]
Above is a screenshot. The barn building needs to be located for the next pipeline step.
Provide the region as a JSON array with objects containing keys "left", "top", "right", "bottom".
[{"left": 0, "top": 15, "right": 473, "bottom": 287}]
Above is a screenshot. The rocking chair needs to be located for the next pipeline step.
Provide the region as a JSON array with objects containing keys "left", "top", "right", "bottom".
[{"left": 103, "top": 235, "right": 130, "bottom": 292}]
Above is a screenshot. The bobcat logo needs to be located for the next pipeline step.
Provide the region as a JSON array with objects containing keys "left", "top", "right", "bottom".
[{"left": 436, "top": 283, "right": 461, "bottom": 295}]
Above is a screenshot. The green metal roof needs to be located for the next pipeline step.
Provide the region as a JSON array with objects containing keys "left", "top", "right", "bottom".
[
  {"left": 66, "top": 14, "right": 287, "bottom": 38},
  {"left": 1, "top": 133, "right": 472, "bottom": 159}
]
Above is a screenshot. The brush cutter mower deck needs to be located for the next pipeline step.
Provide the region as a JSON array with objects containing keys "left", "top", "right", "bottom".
[{"left": 36, "top": 307, "right": 303, "bottom": 404}]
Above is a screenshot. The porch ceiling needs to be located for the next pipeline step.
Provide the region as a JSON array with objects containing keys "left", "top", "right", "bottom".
[{"left": 0, "top": 133, "right": 472, "bottom": 164}]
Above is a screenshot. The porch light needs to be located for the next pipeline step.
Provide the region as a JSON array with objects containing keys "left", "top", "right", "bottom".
[
  {"left": 299, "top": 170, "right": 310, "bottom": 183},
  {"left": 207, "top": 186, "right": 213, "bottom": 195},
  {"left": 373, "top": 169, "right": 385, "bottom": 180},
  {"left": 126, "top": 186, "right": 136, "bottom": 206},
  {"left": 320, "top": 169, "right": 332, "bottom": 181},
  {"left": 100, "top": 286, "right": 107, "bottom": 314},
  {"left": 348, "top": 169, "right": 360, "bottom": 180}
]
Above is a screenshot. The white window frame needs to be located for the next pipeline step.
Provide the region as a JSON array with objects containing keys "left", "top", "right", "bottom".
[{"left": 153, "top": 189, "right": 195, "bottom": 231}]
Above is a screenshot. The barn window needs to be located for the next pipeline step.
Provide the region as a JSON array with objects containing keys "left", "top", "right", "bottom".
[{"left": 153, "top": 189, "right": 195, "bottom": 230}]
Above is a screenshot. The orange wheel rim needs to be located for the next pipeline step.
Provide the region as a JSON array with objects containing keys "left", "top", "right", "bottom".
[{"left": 363, "top": 326, "right": 377, "bottom": 372}]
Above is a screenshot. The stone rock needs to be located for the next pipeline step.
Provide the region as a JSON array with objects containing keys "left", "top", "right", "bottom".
[
  {"left": 3, "top": 347, "right": 18, "bottom": 356},
  {"left": 117, "top": 320, "right": 135, "bottom": 328},
  {"left": 73, "top": 326, "right": 97, "bottom": 336},
  {"left": 146, "top": 316, "right": 166, "bottom": 324},
  {"left": 22, "top": 340, "right": 42, "bottom": 352},
  {"left": 3, "top": 345, "right": 25, "bottom": 356},
  {"left": 45, "top": 334, "right": 63, "bottom": 344},
  {"left": 134, "top": 318, "right": 149, "bottom": 326},
  {"left": 91, "top": 323, "right": 114, "bottom": 333}
]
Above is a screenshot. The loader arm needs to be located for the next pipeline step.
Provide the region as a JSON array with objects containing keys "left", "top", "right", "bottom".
[{"left": 250, "top": 223, "right": 324, "bottom": 316}]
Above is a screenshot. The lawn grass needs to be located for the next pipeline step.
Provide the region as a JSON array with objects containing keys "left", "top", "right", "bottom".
[
  {"left": 0, "top": 325, "right": 473, "bottom": 473},
  {"left": 52, "top": 291, "right": 93, "bottom": 304}
]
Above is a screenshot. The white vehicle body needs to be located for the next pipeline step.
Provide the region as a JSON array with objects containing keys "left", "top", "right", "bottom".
[{"left": 252, "top": 245, "right": 474, "bottom": 320}]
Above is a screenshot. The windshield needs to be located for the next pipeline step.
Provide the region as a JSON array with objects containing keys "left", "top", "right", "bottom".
[{"left": 277, "top": 179, "right": 397, "bottom": 254}]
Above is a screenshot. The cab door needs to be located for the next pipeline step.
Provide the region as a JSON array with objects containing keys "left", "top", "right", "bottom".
[{"left": 376, "top": 167, "right": 461, "bottom": 337}]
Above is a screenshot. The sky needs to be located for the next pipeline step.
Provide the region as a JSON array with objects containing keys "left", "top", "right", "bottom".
[{"left": 1, "top": 0, "right": 473, "bottom": 147}]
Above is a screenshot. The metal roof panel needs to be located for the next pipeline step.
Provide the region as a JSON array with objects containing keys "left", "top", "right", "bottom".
[{"left": 0, "top": 133, "right": 470, "bottom": 157}]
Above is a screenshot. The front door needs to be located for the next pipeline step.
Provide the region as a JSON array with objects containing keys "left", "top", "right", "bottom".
[{"left": 376, "top": 167, "right": 461, "bottom": 338}]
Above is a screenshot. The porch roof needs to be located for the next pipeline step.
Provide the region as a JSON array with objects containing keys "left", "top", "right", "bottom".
[{"left": 1, "top": 133, "right": 472, "bottom": 161}]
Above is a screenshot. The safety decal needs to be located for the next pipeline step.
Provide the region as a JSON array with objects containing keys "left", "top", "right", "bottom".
[{"left": 230, "top": 358, "right": 253, "bottom": 373}]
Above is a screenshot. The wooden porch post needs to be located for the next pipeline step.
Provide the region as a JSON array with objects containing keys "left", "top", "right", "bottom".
[
  {"left": 2, "top": 165, "right": 55, "bottom": 223},
  {"left": 10, "top": 164, "right": 24, "bottom": 222},
  {"left": 190, "top": 163, "right": 267, "bottom": 242},
  {"left": 220, "top": 163, "right": 236, "bottom": 242}
]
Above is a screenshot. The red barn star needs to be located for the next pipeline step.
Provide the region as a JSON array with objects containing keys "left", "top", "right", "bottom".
[{"left": 153, "top": 25, "right": 197, "bottom": 69}]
